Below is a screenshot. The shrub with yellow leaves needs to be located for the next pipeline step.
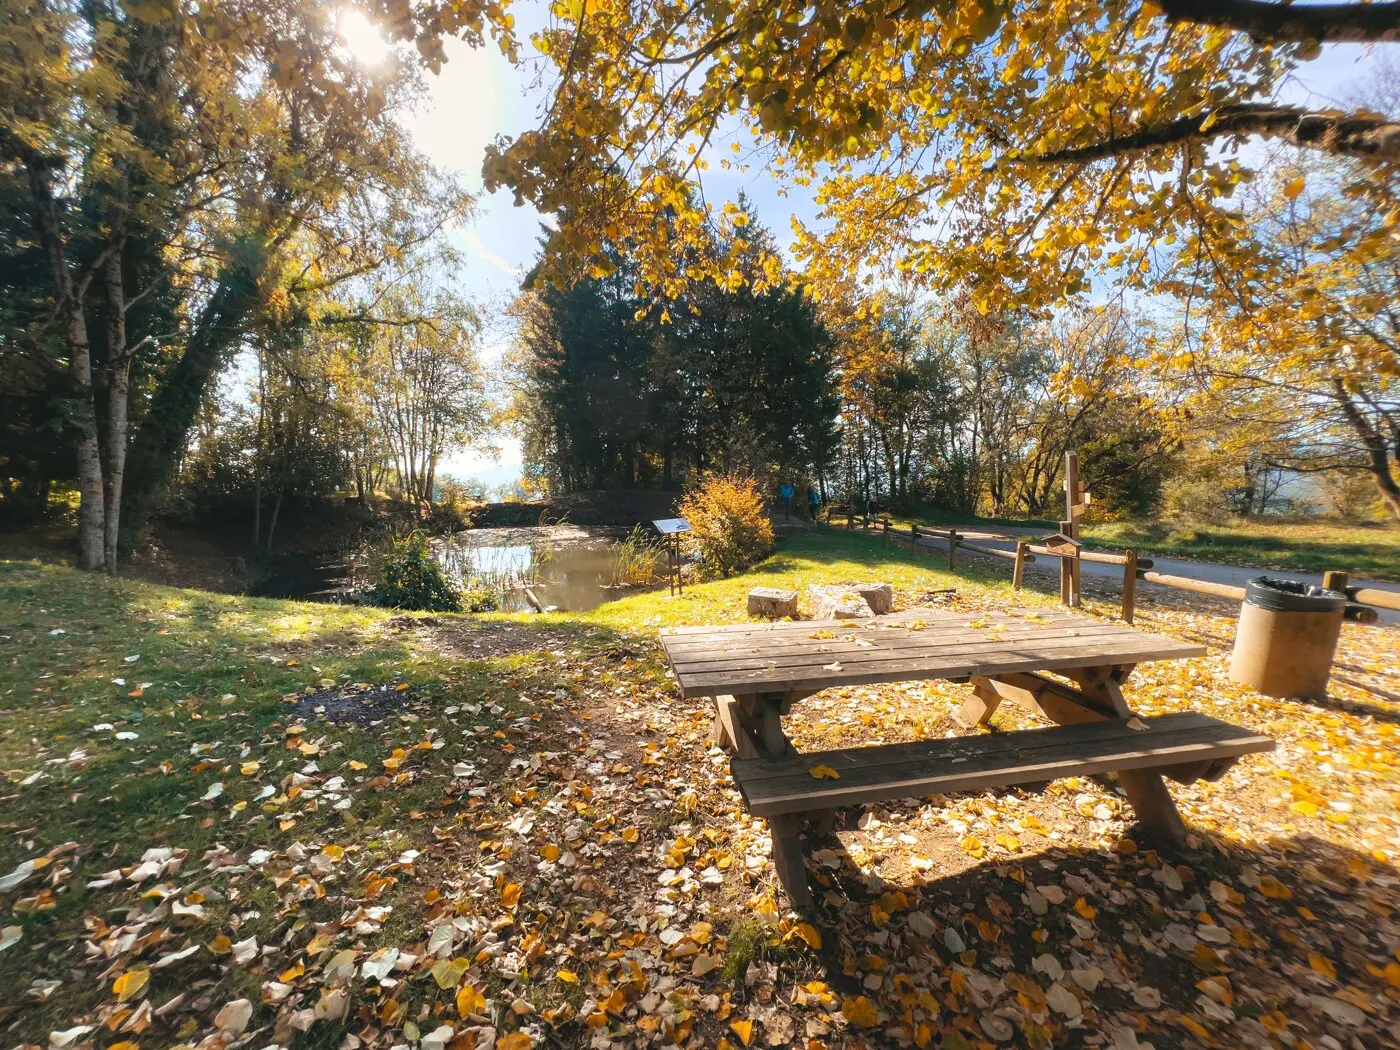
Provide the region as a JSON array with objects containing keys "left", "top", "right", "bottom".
[{"left": 677, "top": 473, "right": 774, "bottom": 580}]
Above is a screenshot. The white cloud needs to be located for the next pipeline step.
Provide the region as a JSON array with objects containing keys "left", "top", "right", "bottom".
[{"left": 464, "top": 229, "right": 522, "bottom": 277}]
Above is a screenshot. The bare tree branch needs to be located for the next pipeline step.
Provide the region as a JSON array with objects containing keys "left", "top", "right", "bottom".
[
  {"left": 1023, "top": 104, "right": 1400, "bottom": 163},
  {"left": 1156, "top": 0, "right": 1400, "bottom": 44}
]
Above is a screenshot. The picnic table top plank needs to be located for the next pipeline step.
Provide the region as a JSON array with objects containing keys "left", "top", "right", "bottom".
[
  {"left": 660, "top": 638, "right": 1164, "bottom": 686},
  {"left": 660, "top": 614, "right": 1113, "bottom": 655},
  {"left": 661, "top": 607, "right": 977, "bottom": 636},
  {"left": 731, "top": 712, "right": 1273, "bottom": 815},
  {"left": 659, "top": 608, "right": 1204, "bottom": 698},
  {"left": 664, "top": 622, "right": 1137, "bottom": 669}
]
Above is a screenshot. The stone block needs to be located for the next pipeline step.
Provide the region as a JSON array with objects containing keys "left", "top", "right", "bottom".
[
  {"left": 855, "top": 583, "right": 893, "bottom": 615},
  {"left": 807, "top": 584, "right": 874, "bottom": 620},
  {"left": 747, "top": 587, "right": 799, "bottom": 619}
]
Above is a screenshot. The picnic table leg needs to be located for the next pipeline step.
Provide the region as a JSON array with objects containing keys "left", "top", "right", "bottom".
[
  {"left": 1073, "top": 672, "right": 1189, "bottom": 848},
  {"left": 769, "top": 813, "right": 814, "bottom": 909},
  {"left": 711, "top": 695, "right": 761, "bottom": 759},
  {"left": 731, "top": 692, "right": 820, "bottom": 907},
  {"left": 956, "top": 678, "right": 1003, "bottom": 728}
]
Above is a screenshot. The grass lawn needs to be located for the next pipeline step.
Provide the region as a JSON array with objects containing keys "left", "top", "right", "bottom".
[
  {"left": 2, "top": 530, "right": 1398, "bottom": 1050},
  {"left": 1079, "top": 518, "right": 1400, "bottom": 581}
]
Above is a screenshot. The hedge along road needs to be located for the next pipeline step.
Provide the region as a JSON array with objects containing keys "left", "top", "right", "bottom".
[{"left": 914, "top": 524, "right": 1400, "bottom": 627}]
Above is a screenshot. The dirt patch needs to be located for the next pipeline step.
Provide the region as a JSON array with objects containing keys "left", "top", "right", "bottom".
[
  {"left": 288, "top": 682, "right": 419, "bottom": 725},
  {"left": 422, "top": 618, "right": 621, "bottom": 661}
]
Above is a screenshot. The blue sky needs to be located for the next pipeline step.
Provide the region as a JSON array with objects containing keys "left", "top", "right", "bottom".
[{"left": 337, "top": 9, "right": 1382, "bottom": 489}]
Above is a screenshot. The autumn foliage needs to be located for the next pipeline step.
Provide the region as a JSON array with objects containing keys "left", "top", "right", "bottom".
[{"left": 677, "top": 473, "right": 775, "bottom": 579}]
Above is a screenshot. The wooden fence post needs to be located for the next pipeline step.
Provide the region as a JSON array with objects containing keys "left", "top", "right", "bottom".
[
  {"left": 1121, "top": 549, "right": 1138, "bottom": 624},
  {"left": 1013, "top": 540, "right": 1026, "bottom": 591},
  {"left": 1323, "top": 570, "right": 1348, "bottom": 593},
  {"left": 947, "top": 529, "right": 958, "bottom": 571},
  {"left": 845, "top": 511, "right": 853, "bottom": 531},
  {"left": 1059, "top": 520, "right": 1073, "bottom": 606},
  {"left": 910, "top": 524, "right": 919, "bottom": 552},
  {"left": 882, "top": 520, "right": 890, "bottom": 544}
]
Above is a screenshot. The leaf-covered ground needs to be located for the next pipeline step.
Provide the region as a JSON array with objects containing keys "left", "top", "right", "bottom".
[{"left": 1, "top": 531, "right": 1397, "bottom": 1050}]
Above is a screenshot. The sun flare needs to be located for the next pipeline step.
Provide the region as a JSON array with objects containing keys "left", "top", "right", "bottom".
[{"left": 338, "top": 9, "right": 390, "bottom": 66}]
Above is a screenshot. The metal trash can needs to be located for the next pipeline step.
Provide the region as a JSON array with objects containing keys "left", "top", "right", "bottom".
[{"left": 1229, "top": 576, "right": 1346, "bottom": 699}]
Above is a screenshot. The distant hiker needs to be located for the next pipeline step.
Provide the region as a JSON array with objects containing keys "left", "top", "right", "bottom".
[
  {"left": 779, "top": 482, "right": 795, "bottom": 520},
  {"left": 867, "top": 494, "right": 881, "bottom": 522},
  {"left": 808, "top": 488, "right": 821, "bottom": 520}
]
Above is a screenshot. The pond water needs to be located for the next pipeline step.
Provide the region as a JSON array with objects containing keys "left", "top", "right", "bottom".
[{"left": 435, "top": 525, "right": 665, "bottom": 613}]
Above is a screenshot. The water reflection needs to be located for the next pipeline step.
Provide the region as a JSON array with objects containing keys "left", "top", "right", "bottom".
[{"left": 435, "top": 526, "right": 664, "bottom": 613}]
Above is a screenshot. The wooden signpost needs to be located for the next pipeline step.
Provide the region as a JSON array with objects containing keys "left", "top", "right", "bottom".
[
  {"left": 652, "top": 518, "right": 691, "bottom": 596},
  {"left": 1063, "top": 451, "right": 1089, "bottom": 608}
]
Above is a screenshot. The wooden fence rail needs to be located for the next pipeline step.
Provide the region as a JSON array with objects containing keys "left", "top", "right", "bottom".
[{"left": 827, "top": 512, "right": 1392, "bottom": 626}]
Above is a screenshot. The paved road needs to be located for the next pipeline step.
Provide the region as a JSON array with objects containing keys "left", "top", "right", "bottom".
[{"left": 915, "top": 524, "right": 1400, "bottom": 626}]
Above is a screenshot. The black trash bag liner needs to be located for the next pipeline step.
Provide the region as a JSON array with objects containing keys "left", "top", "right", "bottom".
[{"left": 1244, "top": 576, "right": 1346, "bottom": 613}]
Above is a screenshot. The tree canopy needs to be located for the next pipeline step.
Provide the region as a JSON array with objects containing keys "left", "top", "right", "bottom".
[
  {"left": 0, "top": 0, "right": 476, "bottom": 567},
  {"left": 480, "top": 0, "right": 1399, "bottom": 316}
]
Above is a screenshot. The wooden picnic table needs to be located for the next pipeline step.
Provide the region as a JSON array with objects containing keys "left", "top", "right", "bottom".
[{"left": 659, "top": 607, "right": 1273, "bottom": 907}]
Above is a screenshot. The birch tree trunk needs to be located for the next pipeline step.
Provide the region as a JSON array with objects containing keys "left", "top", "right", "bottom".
[
  {"left": 27, "top": 161, "right": 105, "bottom": 570},
  {"left": 102, "top": 249, "right": 132, "bottom": 573}
]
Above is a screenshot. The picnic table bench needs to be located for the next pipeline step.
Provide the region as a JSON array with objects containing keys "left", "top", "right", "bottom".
[{"left": 659, "top": 607, "right": 1273, "bottom": 907}]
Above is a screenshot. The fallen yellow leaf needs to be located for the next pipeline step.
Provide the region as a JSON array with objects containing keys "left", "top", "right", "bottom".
[
  {"left": 113, "top": 967, "right": 150, "bottom": 1002},
  {"left": 433, "top": 958, "right": 470, "bottom": 989},
  {"left": 1309, "top": 953, "right": 1337, "bottom": 980},
  {"left": 808, "top": 764, "right": 840, "bottom": 780},
  {"left": 729, "top": 1019, "right": 754, "bottom": 1046},
  {"left": 788, "top": 922, "right": 822, "bottom": 950},
  {"left": 1258, "top": 875, "right": 1292, "bottom": 900},
  {"left": 841, "top": 996, "right": 879, "bottom": 1027},
  {"left": 456, "top": 983, "right": 486, "bottom": 1016}
]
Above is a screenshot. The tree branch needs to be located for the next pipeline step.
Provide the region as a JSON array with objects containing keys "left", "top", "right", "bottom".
[
  {"left": 1024, "top": 104, "right": 1400, "bottom": 163},
  {"left": 1155, "top": 0, "right": 1400, "bottom": 44}
]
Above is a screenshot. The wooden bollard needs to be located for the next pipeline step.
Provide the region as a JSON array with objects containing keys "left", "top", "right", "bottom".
[
  {"left": 947, "top": 529, "right": 958, "bottom": 571},
  {"left": 1121, "top": 549, "right": 1138, "bottom": 624},
  {"left": 1012, "top": 540, "right": 1027, "bottom": 591},
  {"left": 882, "top": 521, "right": 891, "bottom": 544},
  {"left": 910, "top": 523, "right": 919, "bottom": 551},
  {"left": 1323, "top": 570, "right": 1348, "bottom": 592}
]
